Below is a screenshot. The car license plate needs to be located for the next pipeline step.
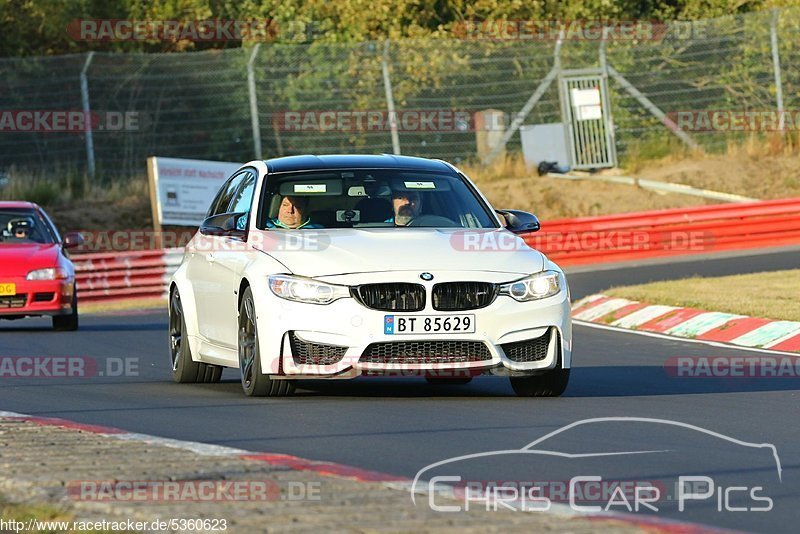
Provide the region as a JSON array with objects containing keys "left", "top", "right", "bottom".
[
  {"left": 384, "top": 314, "right": 475, "bottom": 335},
  {"left": 0, "top": 283, "right": 15, "bottom": 296}
]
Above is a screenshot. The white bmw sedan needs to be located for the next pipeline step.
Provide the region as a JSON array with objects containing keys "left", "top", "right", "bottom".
[{"left": 169, "top": 155, "right": 572, "bottom": 397}]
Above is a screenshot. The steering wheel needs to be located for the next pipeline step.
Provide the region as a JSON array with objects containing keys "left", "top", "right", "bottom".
[{"left": 405, "top": 214, "right": 459, "bottom": 227}]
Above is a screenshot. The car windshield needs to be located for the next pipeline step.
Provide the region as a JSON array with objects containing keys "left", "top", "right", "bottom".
[
  {"left": 257, "top": 169, "right": 499, "bottom": 229},
  {"left": 0, "top": 209, "right": 55, "bottom": 245}
]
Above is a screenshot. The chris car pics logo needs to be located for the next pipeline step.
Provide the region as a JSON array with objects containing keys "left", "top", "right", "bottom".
[{"left": 412, "top": 417, "right": 781, "bottom": 514}]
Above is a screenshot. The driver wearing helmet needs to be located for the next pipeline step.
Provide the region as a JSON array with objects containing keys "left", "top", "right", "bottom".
[{"left": 8, "top": 217, "right": 34, "bottom": 241}]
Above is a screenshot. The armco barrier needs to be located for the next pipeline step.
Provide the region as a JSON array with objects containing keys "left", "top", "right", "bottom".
[
  {"left": 527, "top": 197, "right": 800, "bottom": 266},
  {"left": 74, "top": 248, "right": 184, "bottom": 303},
  {"left": 72, "top": 198, "right": 800, "bottom": 302}
]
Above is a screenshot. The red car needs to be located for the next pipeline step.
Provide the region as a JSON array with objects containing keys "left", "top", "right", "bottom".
[{"left": 0, "top": 201, "right": 83, "bottom": 330}]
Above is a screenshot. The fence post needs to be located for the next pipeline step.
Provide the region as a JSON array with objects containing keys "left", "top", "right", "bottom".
[
  {"left": 247, "top": 44, "right": 263, "bottom": 159},
  {"left": 382, "top": 40, "right": 401, "bottom": 155},
  {"left": 80, "top": 52, "right": 96, "bottom": 179},
  {"left": 598, "top": 26, "right": 618, "bottom": 167},
  {"left": 770, "top": 9, "right": 785, "bottom": 132}
]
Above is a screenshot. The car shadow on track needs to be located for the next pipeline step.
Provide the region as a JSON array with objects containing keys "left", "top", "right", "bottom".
[
  {"left": 224, "top": 377, "right": 517, "bottom": 398},
  {"left": 6, "top": 369, "right": 790, "bottom": 399},
  {"left": 213, "top": 363, "right": 800, "bottom": 398},
  {"left": 566, "top": 366, "right": 800, "bottom": 397}
]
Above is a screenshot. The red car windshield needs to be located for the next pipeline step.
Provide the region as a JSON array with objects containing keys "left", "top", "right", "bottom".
[{"left": 0, "top": 209, "right": 55, "bottom": 245}]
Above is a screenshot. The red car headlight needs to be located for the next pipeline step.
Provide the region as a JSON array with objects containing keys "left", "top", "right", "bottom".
[{"left": 25, "top": 268, "right": 70, "bottom": 281}]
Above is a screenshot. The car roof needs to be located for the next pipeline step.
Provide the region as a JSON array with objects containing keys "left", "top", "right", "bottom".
[
  {"left": 265, "top": 154, "right": 453, "bottom": 174},
  {"left": 0, "top": 201, "right": 37, "bottom": 210}
]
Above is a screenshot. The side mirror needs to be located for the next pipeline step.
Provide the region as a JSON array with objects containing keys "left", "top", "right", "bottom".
[
  {"left": 199, "top": 212, "right": 246, "bottom": 238},
  {"left": 63, "top": 232, "right": 84, "bottom": 249},
  {"left": 496, "top": 209, "right": 540, "bottom": 234}
]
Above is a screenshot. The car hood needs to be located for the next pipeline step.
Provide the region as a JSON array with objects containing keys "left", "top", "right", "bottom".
[
  {"left": 0, "top": 243, "right": 60, "bottom": 276},
  {"left": 252, "top": 228, "right": 546, "bottom": 277}
]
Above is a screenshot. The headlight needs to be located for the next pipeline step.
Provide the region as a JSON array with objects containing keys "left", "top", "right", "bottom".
[
  {"left": 26, "top": 268, "right": 70, "bottom": 281},
  {"left": 499, "top": 270, "right": 562, "bottom": 302},
  {"left": 268, "top": 274, "right": 350, "bottom": 305}
]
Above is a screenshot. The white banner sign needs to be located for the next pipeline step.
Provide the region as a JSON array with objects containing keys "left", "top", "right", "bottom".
[
  {"left": 571, "top": 87, "right": 603, "bottom": 121},
  {"left": 147, "top": 157, "right": 241, "bottom": 227}
]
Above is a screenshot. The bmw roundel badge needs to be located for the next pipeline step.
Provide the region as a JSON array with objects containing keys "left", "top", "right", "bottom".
[{"left": 419, "top": 272, "right": 434, "bottom": 281}]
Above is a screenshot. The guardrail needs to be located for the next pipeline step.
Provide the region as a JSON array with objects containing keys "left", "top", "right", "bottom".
[
  {"left": 72, "top": 198, "right": 800, "bottom": 302},
  {"left": 527, "top": 197, "right": 800, "bottom": 265},
  {"left": 74, "top": 248, "right": 183, "bottom": 303}
]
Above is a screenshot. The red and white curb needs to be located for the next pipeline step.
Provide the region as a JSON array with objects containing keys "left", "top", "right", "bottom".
[
  {"left": 0, "top": 410, "right": 733, "bottom": 533},
  {"left": 572, "top": 294, "right": 800, "bottom": 354},
  {"left": 0, "top": 411, "right": 402, "bottom": 482}
]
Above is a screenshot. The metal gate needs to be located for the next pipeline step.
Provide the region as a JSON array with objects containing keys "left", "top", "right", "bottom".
[{"left": 559, "top": 70, "right": 617, "bottom": 169}]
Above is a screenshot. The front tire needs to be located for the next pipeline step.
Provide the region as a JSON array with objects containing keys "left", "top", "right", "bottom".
[
  {"left": 169, "top": 289, "right": 222, "bottom": 383},
  {"left": 52, "top": 289, "right": 78, "bottom": 331},
  {"left": 238, "top": 287, "right": 294, "bottom": 397}
]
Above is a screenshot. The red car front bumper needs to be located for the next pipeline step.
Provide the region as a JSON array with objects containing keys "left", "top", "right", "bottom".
[{"left": 0, "top": 277, "right": 74, "bottom": 317}]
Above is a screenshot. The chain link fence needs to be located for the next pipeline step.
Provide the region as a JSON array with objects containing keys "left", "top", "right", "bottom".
[{"left": 0, "top": 8, "right": 798, "bottom": 182}]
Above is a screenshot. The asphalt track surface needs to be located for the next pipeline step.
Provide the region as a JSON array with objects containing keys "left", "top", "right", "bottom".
[{"left": 1, "top": 246, "right": 798, "bottom": 533}]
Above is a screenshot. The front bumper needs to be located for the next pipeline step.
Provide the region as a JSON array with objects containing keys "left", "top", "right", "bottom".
[
  {"left": 254, "top": 272, "right": 572, "bottom": 379},
  {"left": 0, "top": 277, "right": 74, "bottom": 318}
]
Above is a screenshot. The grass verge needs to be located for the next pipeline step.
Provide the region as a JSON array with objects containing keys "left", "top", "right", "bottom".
[
  {"left": 603, "top": 270, "right": 800, "bottom": 322},
  {"left": 460, "top": 154, "right": 710, "bottom": 219},
  {"left": 0, "top": 496, "right": 119, "bottom": 533}
]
